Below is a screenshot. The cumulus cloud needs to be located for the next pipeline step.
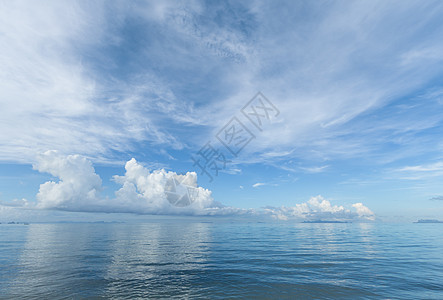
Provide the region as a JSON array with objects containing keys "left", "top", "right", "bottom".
[
  {"left": 33, "top": 151, "right": 216, "bottom": 215},
  {"left": 263, "top": 196, "right": 375, "bottom": 221},
  {"left": 111, "top": 158, "right": 214, "bottom": 214},
  {"left": 352, "top": 203, "right": 376, "bottom": 220},
  {"left": 30, "top": 152, "right": 375, "bottom": 221},
  {"left": 34, "top": 151, "right": 103, "bottom": 210}
]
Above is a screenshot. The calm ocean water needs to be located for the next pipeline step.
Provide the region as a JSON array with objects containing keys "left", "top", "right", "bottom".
[{"left": 1, "top": 222, "right": 442, "bottom": 299}]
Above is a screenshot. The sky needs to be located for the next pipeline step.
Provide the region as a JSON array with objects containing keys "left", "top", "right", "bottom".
[{"left": 1, "top": 0, "right": 443, "bottom": 222}]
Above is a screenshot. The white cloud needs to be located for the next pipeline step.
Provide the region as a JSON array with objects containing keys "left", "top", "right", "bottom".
[
  {"left": 200, "top": 0, "right": 443, "bottom": 167},
  {"left": 252, "top": 182, "right": 265, "bottom": 188},
  {"left": 394, "top": 162, "right": 443, "bottom": 180},
  {"left": 111, "top": 158, "right": 214, "bottom": 214},
  {"left": 33, "top": 151, "right": 103, "bottom": 210},
  {"left": 300, "top": 165, "right": 329, "bottom": 174},
  {"left": 28, "top": 153, "right": 375, "bottom": 222},
  {"left": 263, "top": 196, "right": 375, "bottom": 221},
  {"left": 0, "top": 1, "right": 201, "bottom": 163},
  {"left": 0, "top": 1, "right": 101, "bottom": 162},
  {"left": 398, "top": 162, "right": 443, "bottom": 172},
  {"left": 33, "top": 151, "right": 216, "bottom": 215},
  {"left": 352, "top": 203, "right": 376, "bottom": 220},
  {"left": 0, "top": 198, "right": 30, "bottom": 208},
  {"left": 2, "top": 1, "right": 443, "bottom": 168}
]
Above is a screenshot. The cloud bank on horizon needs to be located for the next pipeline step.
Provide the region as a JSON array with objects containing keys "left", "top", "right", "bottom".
[{"left": 0, "top": 151, "right": 374, "bottom": 221}]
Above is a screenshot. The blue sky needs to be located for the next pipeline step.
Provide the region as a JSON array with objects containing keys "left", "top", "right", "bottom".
[{"left": 1, "top": 0, "right": 443, "bottom": 222}]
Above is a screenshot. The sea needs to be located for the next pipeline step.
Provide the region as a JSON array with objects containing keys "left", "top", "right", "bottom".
[{"left": 1, "top": 221, "right": 442, "bottom": 299}]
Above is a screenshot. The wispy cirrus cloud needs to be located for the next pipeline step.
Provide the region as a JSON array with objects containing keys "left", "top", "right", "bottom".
[
  {"left": 2, "top": 0, "right": 443, "bottom": 168},
  {"left": 398, "top": 162, "right": 443, "bottom": 172},
  {"left": 252, "top": 182, "right": 265, "bottom": 188},
  {"left": 394, "top": 162, "right": 443, "bottom": 180},
  {"left": 0, "top": 1, "right": 248, "bottom": 163}
]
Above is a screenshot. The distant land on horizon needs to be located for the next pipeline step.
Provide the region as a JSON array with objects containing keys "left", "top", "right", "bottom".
[
  {"left": 414, "top": 219, "right": 443, "bottom": 224},
  {"left": 302, "top": 220, "right": 352, "bottom": 224}
]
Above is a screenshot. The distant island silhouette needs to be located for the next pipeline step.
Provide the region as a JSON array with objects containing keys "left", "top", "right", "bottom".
[
  {"left": 302, "top": 220, "right": 351, "bottom": 224},
  {"left": 414, "top": 219, "right": 443, "bottom": 223}
]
